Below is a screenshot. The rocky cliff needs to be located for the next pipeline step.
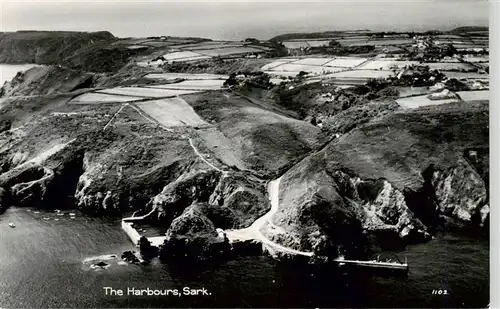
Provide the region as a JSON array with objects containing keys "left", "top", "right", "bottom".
[
  {"left": 0, "top": 32, "right": 490, "bottom": 264},
  {"left": 270, "top": 101, "right": 489, "bottom": 257},
  {"left": 0, "top": 31, "right": 116, "bottom": 64}
]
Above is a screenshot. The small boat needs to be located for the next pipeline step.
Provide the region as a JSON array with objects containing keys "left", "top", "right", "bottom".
[{"left": 8, "top": 222, "right": 16, "bottom": 228}]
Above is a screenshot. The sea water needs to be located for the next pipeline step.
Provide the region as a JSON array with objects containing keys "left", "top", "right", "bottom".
[
  {"left": 0, "top": 207, "right": 489, "bottom": 308},
  {"left": 0, "top": 64, "right": 39, "bottom": 86}
]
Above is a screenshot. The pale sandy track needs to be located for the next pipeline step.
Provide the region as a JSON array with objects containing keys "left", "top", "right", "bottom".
[{"left": 225, "top": 176, "right": 314, "bottom": 257}]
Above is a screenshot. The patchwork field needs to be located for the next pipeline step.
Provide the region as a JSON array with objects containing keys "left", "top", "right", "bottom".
[
  {"left": 162, "top": 51, "right": 206, "bottom": 61},
  {"left": 144, "top": 73, "right": 228, "bottom": 80},
  {"left": 444, "top": 72, "right": 489, "bottom": 80},
  {"left": 324, "top": 57, "right": 369, "bottom": 68},
  {"left": 396, "top": 95, "right": 459, "bottom": 109},
  {"left": 425, "top": 62, "right": 477, "bottom": 71},
  {"left": 304, "top": 40, "right": 331, "bottom": 47},
  {"left": 261, "top": 57, "right": 373, "bottom": 76},
  {"left": 173, "top": 41, "right": 234, "bottom": 50},
  {"left": 148, "top": 79, "right": 224, "bottom": 90},
  {"left": 357, "top": 60, "right": 419, "bottom": 70},
  {"left": 260, "top": 60, "right": 297, "bottom": 71},
  {"left": 96, "top": 87, "right": 199, "bottom": 98},
  {"left": 270, "top": 64, "right": 341, "bottom": 74},
  {"left": 263, "top": 71, "right": 303, "bottom": 78},
  {"left": 282, "top": 41, "right": 309, "bottom": 49},
  {"left": 457, "top": 90, "right": 489, "bottom": 101},
  {"left": 195, "top": 47, "right": 264, "bottom": 57},
  {"left": 135, "top": 98, "right": 208, "bottom": 127},
  {"left": 293, "top": 58, "right": 334, "bottom": 66},
  {"left": 462, "top": 55, "right": 489, "bottom": 63},
  {"left": 69, "top": 93, "right": 144, "bottom": 104},
  {"left": 141, "top": 41, "right": 175, "bottom": 48},
  {"left": 322, "top": 69, "right": 394, "bottom": 79}
]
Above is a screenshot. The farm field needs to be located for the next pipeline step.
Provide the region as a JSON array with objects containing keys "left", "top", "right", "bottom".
[
  {"left": 135, "top": 98, "right": 208, "bottom": 127},
  {"left": 111, "top": 38, "right": 152, "bottom": 45},
  {"left": 197, "top": 127, "right": 247, "bottom": 170},
  {"left": 148, "top": 79, "right": 224, "bottom": 90},
  {"left": 293, "top": 58, "right": 334, "bottom": 66},
  {"left": 145, "top": 73, "right": 228, "bottom": 80},
  {"left": 322, "top": 69, "right": 394, "bottom": 79},
  {"left": 261, "top": 60, "right": 297, "bottom": 71},
  {"left": 396, "top": 94, "right": 459, "bottom": 109},
  {"left": 126, "top": 45, "right": 149, "bottom": 50},
  {"left": 263, "top": 71, "right": 303, "bottom": 78},
  {"left": 444, "top": 71, "right": 489, "bottom": 80},
  {"left": 195, "top": 47, "right": 264, "bottom": 57},
  {"left": 324, "top": 57, "right": 369, "bottom": 68},
  {"left": 69, "top": 93, "right": 144, "bottom": 104},
  {"left": 141, "top": 41, "right": 175, "bottom": 48},
  {"left": 357, "top": 60, "right": 419, "bottom": 70},
  {"left": 270, "top": 63, "right": 342, "bottom": 74},
  {"left": 457, "top": 90, "right": 489, "bottom": 101},
  {"left": 176, "top": 42, "right": 248, "bottom": 51},
  {"left": 96, "top": 87, "right": 199, "bottom": 98},
  {"left": 282, "top": 41, "right": 309, "bottom": 49},
  {"left": 453, "top": 44, "right": 486, "bottom": 50},
  {"left": 397, "top": 87, "right": 431, "bottom": 98},
  {"left": 305, "top": 40, "right": 331, "bottom": 47},
  {"left": 162, "top": 51, "right": 206, "bottom": 61},
  {"left": 476, "top": 63, "right": 489, "bottom": 69},
  {"left": 462, "top": 55, "right": 489, "bottom": 63},
  {"left": 424, "top": 62, "right": 477, "bottom": 71},
  {"left": 173, "top": 41, "right": 233, "bottom": 49},
  {"left": 367, "top": 39, "right": 414, "bottom": 46}
]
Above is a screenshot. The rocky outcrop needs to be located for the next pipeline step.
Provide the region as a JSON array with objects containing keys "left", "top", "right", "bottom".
[
  {"left": 431, "top": 159, "right": 488, "bottom": 227},
  {"left": 1, "top": 65, "right": 96, "bottom": 98},
  {"left": 152, "top": 169, "right": 222, "bottom": 224},
  {"left": 208, "top": 172, "right": 268, "bottom": 228},
  {"left": 271, "top": 101, "right": 488, "bottom": 256},
  {"left": 332, "top": 172, "right": 430, "bottom": 243},
  {"left": 166, "top": 204, "right": 217, "bottom": 238},
  {"left": 0, "top": 138, "right": 82, "bottom": 209}
]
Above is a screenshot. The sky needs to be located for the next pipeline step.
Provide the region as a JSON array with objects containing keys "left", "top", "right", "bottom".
[{"left": 0, "top": 0, "right": 489, "bottom": 40}]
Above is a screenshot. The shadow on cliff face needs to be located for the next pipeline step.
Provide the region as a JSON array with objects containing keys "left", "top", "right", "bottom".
[
  {"left": 43, "top": 150, "right": 85, "bottom": 209},
  {"left": 403, "top": 164, "right": 441, "bottom": 237}
]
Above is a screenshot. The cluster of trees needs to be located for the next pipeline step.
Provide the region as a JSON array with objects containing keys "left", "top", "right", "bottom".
[
  {"left": 309, "top": 40, "right": 375, "bottom": 56},
  {"left": 223, "top": 71, "right": 273, "bottom": 90},
  {"left": 244, "top": 38, "right": 288, "bottom": 57}
]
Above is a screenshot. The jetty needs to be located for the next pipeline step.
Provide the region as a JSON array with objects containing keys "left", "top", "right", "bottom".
[
  {"left": 334, "top": 256, "right": 409, "bottom": 274},
  {"left": 121, "top": 207, "right": 167, "bottom": 247}
]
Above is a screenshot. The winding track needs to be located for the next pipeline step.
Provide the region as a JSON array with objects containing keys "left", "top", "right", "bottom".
[
  {"left": 225, "top": 176, "right": 314, "bottom": 257},
  {"left": 103, "top": 92, "right": 311, "bottom": 257}
]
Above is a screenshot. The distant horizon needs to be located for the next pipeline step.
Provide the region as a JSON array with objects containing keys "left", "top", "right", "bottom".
[
  {"left": 0, "top": 25, "right": 490, "bottom": 41},
  {"left": 0, "top": 1, "right": 489, "bottom": 41}
]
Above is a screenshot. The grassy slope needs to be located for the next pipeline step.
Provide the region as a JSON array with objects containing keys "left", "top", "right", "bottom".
[{"left": 184, "top": 91, "right": 326, "bottom": 175}]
